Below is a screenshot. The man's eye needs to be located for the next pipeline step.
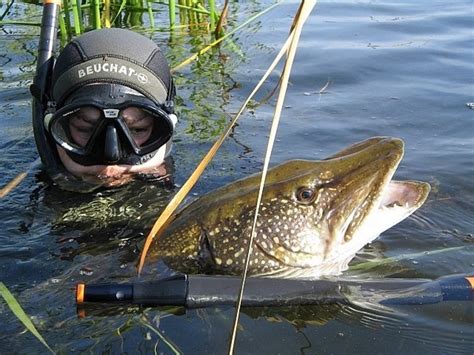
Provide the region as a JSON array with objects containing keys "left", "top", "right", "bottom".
[
  {"left": 130, "top": 128, "right": 148, "bottom": 135},
  {"left": 77, "top": 127, "right": 94, "bottom": 134}
]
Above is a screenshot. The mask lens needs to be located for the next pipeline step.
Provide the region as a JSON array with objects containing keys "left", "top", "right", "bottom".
[
  {"left": 120, "top": 106, "right": 172, "bottom": 152},
  {"left": 121, "top": 107, "right": 156, "bottom": 148},
  {"left": 51, "top": 106, "right": 102, "bottom": 151}
]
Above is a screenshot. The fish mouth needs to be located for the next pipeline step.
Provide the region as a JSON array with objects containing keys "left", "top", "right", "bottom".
[
  {"left": 380, "top": 180, "right": 430, "bottom": 211},
  {"left": 324, "top": 137, "right": 430, "bottom": 250},
  {"left": 373, "top": 179, "right": 431, "bottom": 229}
]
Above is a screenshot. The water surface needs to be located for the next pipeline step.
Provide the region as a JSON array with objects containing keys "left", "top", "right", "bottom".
[{"left": 0, "top": 0, "right": 473, "bottom": 353}]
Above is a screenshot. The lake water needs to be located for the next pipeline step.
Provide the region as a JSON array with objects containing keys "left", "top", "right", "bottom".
[{"left": 0, "top": 0, "right": 473, "bottom": 353}]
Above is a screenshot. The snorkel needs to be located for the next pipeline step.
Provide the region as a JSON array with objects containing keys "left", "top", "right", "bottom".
[{"left": 31, "top": 0, "right": 63, "bottom": 180}]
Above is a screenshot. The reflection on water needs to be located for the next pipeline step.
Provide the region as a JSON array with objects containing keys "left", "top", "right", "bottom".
[{"left": 0, "top": 0, "right": 473, "bottom": 353}]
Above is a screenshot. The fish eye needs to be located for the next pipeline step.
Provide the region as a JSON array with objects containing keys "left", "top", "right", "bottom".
[{"left": 296, "top": 187, "right": 315, "bottom": 203}]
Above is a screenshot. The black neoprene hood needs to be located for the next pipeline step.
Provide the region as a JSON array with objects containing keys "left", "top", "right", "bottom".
[{"left": 51, "top": 28, "right": 174, "bottom": 108}]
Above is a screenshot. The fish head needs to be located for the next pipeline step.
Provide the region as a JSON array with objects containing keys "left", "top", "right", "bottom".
[{"left": 253, "top": 137, "right": 430, "bottom": 276}]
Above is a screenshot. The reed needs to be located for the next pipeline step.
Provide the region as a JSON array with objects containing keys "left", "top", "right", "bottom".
[
  {"left": 0, "top": 0, "right": 221, "bottom": 36},
  {"left": 55, "top": 0, "right": 221, "bottom": 39},
  {"left": 0, "top": 282, "right": 54, "bottom": 353}
]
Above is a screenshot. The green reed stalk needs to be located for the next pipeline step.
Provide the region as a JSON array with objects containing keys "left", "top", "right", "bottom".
[
  {"left": 70, "top": 0, "right": 82, "bottom": 34},
  {"left": 93, "top": 0, "right": 102, "bottom": 28},
  {"left": 157, "top": 1, "right": 209, "bottom": 15},
  {"left": 102, "top": 0, "right": 111, "bottom": 27},
  {"left": 61, "top": 0, "right": 72, "bottom": 37},
  {"left": 0, "top": 282, "right": 54, "bottom": 354},
  {"left": 207, "top": 0, "right": 215, "bottom": 29},
  {"left": 0, "top": 19, "right": 40, "bottom": 25},
  {"left": 111, "top": 0, "right": 128, "bottom": 27},
  {"left": 189, "top": 0, "right": 197, "bottom": 25},
  {"left": 128, "top": 0, "right": 143, "bottom": 27},
  {"left": 58, "top": 10, "right": 68, "bottom": 43},
  {"left": 178, "top": 0, "right": 186, "bottom": 27},
  {"left": 168, "top": 0, "right": 176, "bottom": 27},
  {"left": 146, "top": 0, "right": 155, "bottom": 28}
]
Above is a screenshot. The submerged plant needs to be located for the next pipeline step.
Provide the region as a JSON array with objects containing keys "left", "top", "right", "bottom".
[{"left": 0, "top": 282, "right": 54, "bottom": 353}]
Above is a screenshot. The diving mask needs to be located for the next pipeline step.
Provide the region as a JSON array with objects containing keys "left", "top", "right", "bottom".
[{"left": 46, "top": 96, "right": 176, "bottom": 166}]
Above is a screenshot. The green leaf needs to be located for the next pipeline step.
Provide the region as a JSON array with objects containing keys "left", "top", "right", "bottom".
[{"left": 0, "top": 282, "right": 54, "bottom": 354}]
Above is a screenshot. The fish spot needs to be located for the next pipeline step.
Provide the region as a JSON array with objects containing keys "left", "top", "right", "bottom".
[
  {"left": 226, "top": 258, "right": 233, "bottom": 265},
  {"left": 215, "top": 257, "right": 222, "bottom": 265},
  {"left": 273, "top": 237, "right": 280, "bottom": 244},
  {"left": 234, "top": 248, "right": 245, "bottom": 258}
]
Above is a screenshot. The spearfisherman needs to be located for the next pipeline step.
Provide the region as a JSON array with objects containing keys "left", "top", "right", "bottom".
[{"left": 32, "top": 28, "right": 178, "bottom": 191}]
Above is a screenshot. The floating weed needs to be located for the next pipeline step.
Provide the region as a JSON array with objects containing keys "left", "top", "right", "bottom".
[
  {"left": 139, "top": 315, "right": 183, "bottom": 354},
  {"left": 349, "top": 246, "right": 465, "bottom": 272},
  {"left": 0, "top": 282, "right": 54, "bottom": 354}
]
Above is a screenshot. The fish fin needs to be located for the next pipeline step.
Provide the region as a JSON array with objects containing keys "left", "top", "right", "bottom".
[{"left": 197, "top": 228, "right": 216, "bottom": 272}]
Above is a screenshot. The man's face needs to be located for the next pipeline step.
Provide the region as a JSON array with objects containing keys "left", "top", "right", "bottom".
[{"left": 56, "top": 105, "right": 171, "bottom": 188}]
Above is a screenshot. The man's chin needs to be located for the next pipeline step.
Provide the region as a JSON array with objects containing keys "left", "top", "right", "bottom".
[{"left": 81, "top": 172, "right": 135, "bottom": 188}]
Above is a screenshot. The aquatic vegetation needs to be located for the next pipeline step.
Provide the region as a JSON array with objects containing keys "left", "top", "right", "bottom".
[
  {"left": 0, "top": 282, "right": 54, "bottom": 353},
  {"left": 2, "top": 0, "right": 222, "bottom": 39}
]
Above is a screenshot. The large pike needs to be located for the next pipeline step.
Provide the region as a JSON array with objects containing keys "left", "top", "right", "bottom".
[{"left": 149, "top": 137, "right": 430, "bottom": 278}]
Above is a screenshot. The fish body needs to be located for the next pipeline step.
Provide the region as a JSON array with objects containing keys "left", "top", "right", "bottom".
[{"left": 150, "top": 137, "right": 430, "bottom": 278}]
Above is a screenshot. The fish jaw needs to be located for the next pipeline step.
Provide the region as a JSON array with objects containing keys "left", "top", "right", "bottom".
[{"left": 318, "top": 180, "right": 431, "bottom": 276}]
